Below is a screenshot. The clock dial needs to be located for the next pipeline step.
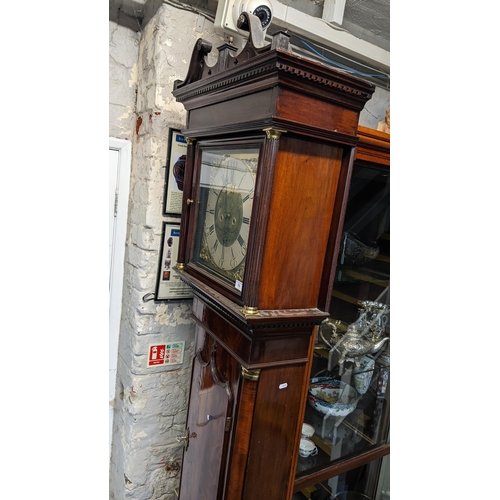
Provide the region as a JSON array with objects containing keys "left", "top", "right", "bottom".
[{"left": 192, "top": 147, "right": 259, "bottom": 288}]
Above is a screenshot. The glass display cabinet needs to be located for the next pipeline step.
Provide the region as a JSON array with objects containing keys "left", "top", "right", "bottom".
[{"left": 293, "top": 126, "right": 390, "bottom": 500}]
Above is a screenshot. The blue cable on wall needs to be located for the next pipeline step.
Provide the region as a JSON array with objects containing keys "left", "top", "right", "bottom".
[{"left": 293, "top": 34, "right": 389, "bottom": 80}]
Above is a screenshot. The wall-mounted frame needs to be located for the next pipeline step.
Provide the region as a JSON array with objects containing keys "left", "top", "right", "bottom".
[
  {"left": 155, "top": 222, "right": 193, "bottom": 301},
  {"left": 163, "top": 129, "right": 187, "bottom": 216}
]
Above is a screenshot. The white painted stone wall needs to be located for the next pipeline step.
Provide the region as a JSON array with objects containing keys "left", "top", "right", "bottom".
[
  {"left": 109, "top": 21, "right": 140, "bottom": 140},
  {"left": 108, "top": 5, "right": 389, "bottom": 500},
  {"left": 360, "top": 85, "right": 390, "bottom": 129},
  {"left": 109, "top": 6, "right": 224, "bottom": 500}
]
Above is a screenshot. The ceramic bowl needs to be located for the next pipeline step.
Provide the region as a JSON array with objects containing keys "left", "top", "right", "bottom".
[
  {"left": 308, "top": 377, "right": 359, "bottom": 417},
  {"left": 301, "top": 423, "right": 315, "bottom": 438}
]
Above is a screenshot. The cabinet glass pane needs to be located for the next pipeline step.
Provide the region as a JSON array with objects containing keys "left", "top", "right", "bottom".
[
  {"left": 298, "top": 354, "right": 389, "bottom": 468},
  {"left": 332, "top": 161, "right": 389, "bottom": 324},
  {"left": 294, "top": 458, "right": 389, "bottom": 500},
  {"left": 296, "top": 160, "right": 390, "bottom": 487}
]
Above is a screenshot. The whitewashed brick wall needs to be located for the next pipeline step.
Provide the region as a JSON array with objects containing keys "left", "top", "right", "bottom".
[
  {"left": 360, "top": 86, "right": 390, "bottom": 129},
  {"left": 109, "top": 6, "right": 224, "bottom": 500},
  {"left": 109, "top": 21, "right": 140, "bottom": 141}
]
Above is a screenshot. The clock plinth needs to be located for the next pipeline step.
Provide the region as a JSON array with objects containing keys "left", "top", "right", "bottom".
[{"left": 171, "top": 14, "right": 375, "bottom": 500}]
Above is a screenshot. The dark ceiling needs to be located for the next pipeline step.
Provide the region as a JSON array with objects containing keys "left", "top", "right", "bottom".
[
  {"left": 109, "top": 0, "right": 389, "bottom": 50},
  {"left": 110, "top": 0, "right": 389, "bottom": 87}
]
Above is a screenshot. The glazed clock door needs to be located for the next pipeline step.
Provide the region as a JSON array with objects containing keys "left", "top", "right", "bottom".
[
  {"left": 188, "top": 142, "right": 261, "bottom": 298},
  {"left": 178, "top": 326, "right": 240, "bottom": 500}
]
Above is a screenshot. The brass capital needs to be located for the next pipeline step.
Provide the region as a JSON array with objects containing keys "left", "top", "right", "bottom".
[
  {"left": 263, "top": 127, "right": 287, "bottom": 140},
  {"left": 241, "top": 305, "right": 260, "bottom": 317},
  {"left": 186, "top": 137, "right": 195, "bottom": 145},
  {"left": 241, "top": 366, "right": 261, "bottom": 381},
  {"left": 175, "top": 263, "right": 185, "bottom": 271}
]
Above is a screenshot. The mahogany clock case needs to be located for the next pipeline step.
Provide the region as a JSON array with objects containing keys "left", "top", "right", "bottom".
[{"left": 169, "top": 16, "right": 382, "bottom": 500}]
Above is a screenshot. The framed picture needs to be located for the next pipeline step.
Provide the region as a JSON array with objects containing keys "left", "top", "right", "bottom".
[
  {"left": 163, "top": 129, "right": 188, "bottom": 216},
  {"left": 155, "top": 222, "right": 193, "bottom": 301}
]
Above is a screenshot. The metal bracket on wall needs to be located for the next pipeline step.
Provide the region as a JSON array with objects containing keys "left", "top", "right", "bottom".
[{"left": 142, "top": 292, "right": 156, "bottom": 302}]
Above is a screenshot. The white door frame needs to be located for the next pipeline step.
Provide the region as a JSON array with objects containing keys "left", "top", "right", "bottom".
[{"left": 109, "top": 138, "right": 132, "bottom": 453}]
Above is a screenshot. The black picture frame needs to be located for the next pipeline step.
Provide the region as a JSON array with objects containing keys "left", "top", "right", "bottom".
[
  {"left": 163, "top": 129, "right": 187, "bottom": 217},
  {"left": 154, "top": 221, "right": 193, "bottom": 301}
]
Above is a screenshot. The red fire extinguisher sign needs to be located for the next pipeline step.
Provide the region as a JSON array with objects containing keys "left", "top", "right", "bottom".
[
  {"left": 147, "top": 342, "right": 185, "bottom": 367},
  {"left": 148, "top": 345, "right": 166, "bottom": 366}
]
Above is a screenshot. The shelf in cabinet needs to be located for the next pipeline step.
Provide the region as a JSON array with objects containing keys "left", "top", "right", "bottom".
[
  {"left": 332, "top": 262, "right": 389, "bottom": 306},
  {"left": 342, "top": 269, "right": 389, "bottom": 287},
  {"left": 297, "top": 485, "right": 315, "bottom": 499},
  {"left": 294, "top": 445, "right": 390, "bottom": 492},
  {"left": 341, "top": 419, "right": 376, "bottom": 446},
  {"left": 331, "top": 289, "right": 361, "bottom": 305},
  {"left": 313, "top": 347, "right": 330, "bottom": 359},
  {"left": 311, "top": 433, "right": 332, "bottom": 455},
  {"left": 309, "top": 410, "right": 377, "bottom": 455}
]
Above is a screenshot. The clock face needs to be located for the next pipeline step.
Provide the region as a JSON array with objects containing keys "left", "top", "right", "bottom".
[{"left": 191, "top": 147, "right": 259, "bottom": 289}]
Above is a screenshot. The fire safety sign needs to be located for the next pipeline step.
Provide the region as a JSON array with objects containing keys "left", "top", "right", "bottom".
[{"left": 148, "top": 342, "right": 185, "bottom": 367}]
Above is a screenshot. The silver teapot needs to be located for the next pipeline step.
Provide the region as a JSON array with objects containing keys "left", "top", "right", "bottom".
[
  {"left": 334, "top": 323, "right": 389, "bottom": 365},
  {"left": 319, "top": 301, "right": 389, "bottom": 368}
]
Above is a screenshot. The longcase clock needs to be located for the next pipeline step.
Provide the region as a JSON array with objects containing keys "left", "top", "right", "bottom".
[{"left": 171, "top": 12, "right": 375, "bottom": 500}]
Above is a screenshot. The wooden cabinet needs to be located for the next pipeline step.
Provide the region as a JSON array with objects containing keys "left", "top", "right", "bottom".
[
  {"left": 170, "top": 13, "right": 387, "bottom": 500},
  {"left": 293, "top": 126, "right": 390, "bottom": 500}
]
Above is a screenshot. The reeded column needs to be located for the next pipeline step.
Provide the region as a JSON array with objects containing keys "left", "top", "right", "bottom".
[
  {"left": 241, "top": 128, "right": 286, "bottom": 313},
  {"left": 224, "top": 366, "right": 261, "bottom": 499},
  {"left": 176, "top": 136, "right": 196, "bottom": 267}
]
